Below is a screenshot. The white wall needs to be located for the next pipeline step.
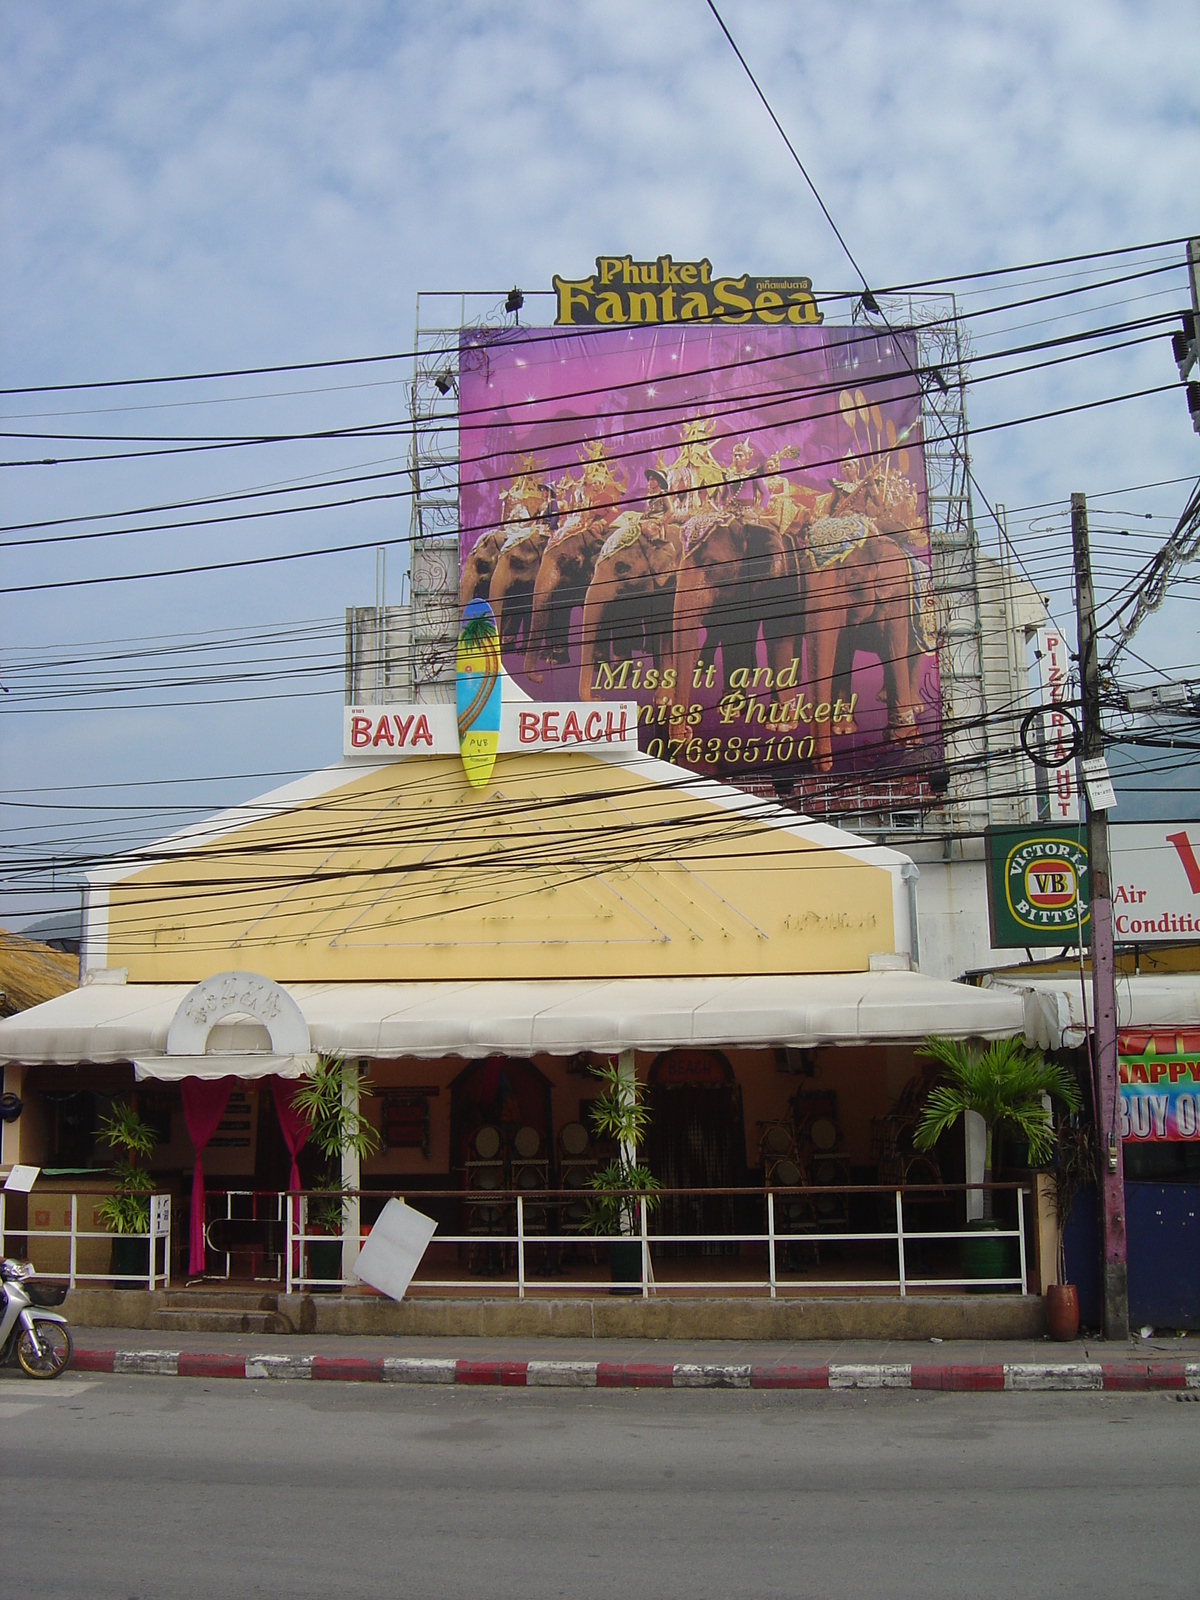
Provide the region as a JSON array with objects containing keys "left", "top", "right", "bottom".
[{"left": 910, "top": 837, "right": 1036, "bottom": 983}]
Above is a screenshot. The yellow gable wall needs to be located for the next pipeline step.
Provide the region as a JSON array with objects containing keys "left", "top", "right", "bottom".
[{"left": 102, "top": 753, "right": 895, "bottom": 983}]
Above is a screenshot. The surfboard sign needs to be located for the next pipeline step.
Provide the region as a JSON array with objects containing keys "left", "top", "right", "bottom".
[{"left": 456, "top": 600, "right": 503, "bottom": 788}]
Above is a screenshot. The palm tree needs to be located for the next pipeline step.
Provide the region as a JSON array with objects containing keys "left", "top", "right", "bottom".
[{"left": 913, "top": 1036, "right": 1081, "bottom": 1219}]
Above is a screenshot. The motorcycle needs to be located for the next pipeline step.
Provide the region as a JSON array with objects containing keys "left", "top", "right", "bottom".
[{"left": 0, "top": 1258, "right": 73, "bottom": 1379}]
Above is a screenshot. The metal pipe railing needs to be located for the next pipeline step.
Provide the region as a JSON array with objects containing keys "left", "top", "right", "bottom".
[
  {"left": 277, "top": 1181, "right": 1033, "bottom": 1300},
  {"left": 0, "top": 1182, "right": 1033, "bottom": 1299},
  {"left": 0, "top": 1190, "right": 172, "bottom": 1290}
]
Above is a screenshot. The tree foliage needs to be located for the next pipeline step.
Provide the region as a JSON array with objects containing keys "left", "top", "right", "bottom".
[
  {"left": 96, "top": 1099, "right": 158, "bottom": 1236},
  {"left": 914, "top": 1035, "right": 1081, "bottom": 1168},
  {"left": 290, "top": 1054, "right": 379, "bottom": 1163}
]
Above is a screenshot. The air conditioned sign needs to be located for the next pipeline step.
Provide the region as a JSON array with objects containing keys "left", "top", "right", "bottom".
[{"left": 1107, "top": 822, "right": 1200, "bottom": 941}]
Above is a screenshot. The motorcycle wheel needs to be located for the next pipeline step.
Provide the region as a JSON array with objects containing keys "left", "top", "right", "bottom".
[{"left": 16, "top": 1321, "right": 73, "bottom": 1379}]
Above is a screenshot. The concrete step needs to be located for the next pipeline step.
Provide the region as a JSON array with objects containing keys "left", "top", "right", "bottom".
[
  {"left": 159, "top": 1291, "right": 281, "bottom": 1313},
  {"left": 150, "top": 1307, "right": 294, "bottom": 1336}
]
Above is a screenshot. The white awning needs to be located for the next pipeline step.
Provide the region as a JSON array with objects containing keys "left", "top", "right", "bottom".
[
  {"left": 132, "top": 1054, "right": 317, "bottom": 1083},
  {"left": 984, "top": 972, "right": 1200, "bottom": 1052},
  {"left": 0, "top": 971, "right": 1024, "bottom": 1066}
]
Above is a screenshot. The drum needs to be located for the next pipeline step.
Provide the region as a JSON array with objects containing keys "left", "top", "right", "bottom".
[
  {"left": 811, "top": 1118, "right": 838, "bottom": 1151},
  {"left": 474, "top": 1125, "right": 502, "bottom": 1159},
  {"left": 514, "top": 1126, "right": 540, "bottom": 1159},
  {"left": 560, "top": 1121, "right": 589, "bottom": 1156}
]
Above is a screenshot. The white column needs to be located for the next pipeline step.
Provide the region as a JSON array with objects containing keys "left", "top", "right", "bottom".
[
  {"left": 964, "top": 1110, "right": 986, "bottom": 1223},
  {"left": 617, "top": 1049, "right": 637, "bottom": 1169},
  {"left": 1, "top": 1065, "right": 25, "bottom": 1169},
  {"left": 341, "top": 1061, "right": 362, "bottom": 1284},
  {"left": 617, "top": 1049, "right": 636, "bottom": 1237}
]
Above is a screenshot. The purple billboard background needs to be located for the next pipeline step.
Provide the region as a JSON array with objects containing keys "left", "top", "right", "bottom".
[{"left": 458, "top": 322, "right": 942, "bottom": 780}]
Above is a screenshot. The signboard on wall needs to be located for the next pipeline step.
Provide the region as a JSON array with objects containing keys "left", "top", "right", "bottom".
[
  {"left": 986, "top": 826, "right": 1091, "bottom": 948},
  {"left": 987, "top": 821, "right": 1200, "bottom": 948},
  {"left": 458, "top": 318, "right": 942, "bottom": 781},
  {"left": 343, "top": 700, "right": 638, "bottom": 758},
  {"left": 1107, "top": 822, "right": 1200, "bottom": 942},
  {"left": 1119, "top": 1030, "right": 1200, "bottom": 1142}
]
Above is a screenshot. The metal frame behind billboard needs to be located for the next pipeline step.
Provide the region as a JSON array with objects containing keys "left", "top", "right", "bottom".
[{"left": 457, "top": 322, "right": 943, "bottom": 781}]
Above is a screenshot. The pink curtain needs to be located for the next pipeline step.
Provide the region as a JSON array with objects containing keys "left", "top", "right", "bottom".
[
  {"left": 271, "top": 1077, "right": 311, "bottom": 1277},
  {"left": 181, "top": 1077, "right": 235, "bottom": 1278},
  {"left": 270, "top": 1076, "right": 309, "bottom": 1194}
]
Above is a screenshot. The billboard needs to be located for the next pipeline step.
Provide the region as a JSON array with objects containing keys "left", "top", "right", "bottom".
[{"left": 458, "top": 321, "right": 942, "bottom": 780}]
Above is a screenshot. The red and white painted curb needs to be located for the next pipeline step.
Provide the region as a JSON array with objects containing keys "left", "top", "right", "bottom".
[{"left": 70, "top": 1349, "right": 1200, "bottom": 1393}]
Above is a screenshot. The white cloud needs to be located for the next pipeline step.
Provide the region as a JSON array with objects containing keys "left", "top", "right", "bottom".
[{"left": 1, "top": 0, "right": 1197, "bottom": 893}]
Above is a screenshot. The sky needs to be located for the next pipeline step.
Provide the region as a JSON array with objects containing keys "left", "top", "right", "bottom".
[{"left": 2, "top": 0, "right": 1199, "bottom": 924}]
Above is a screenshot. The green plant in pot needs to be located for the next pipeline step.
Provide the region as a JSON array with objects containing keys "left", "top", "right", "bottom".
[
  {"left": 290, "top": 1055, "right": 379, "bottom": 1290},
  {"left": 586, "top": 1062, "right": 660, "bottom": 1292},
  {"left": 1047, "top": 1116, "right": 1094, "bottom": 1339},
  {"left": 913, "top": 1035, "right": 1081, "bottom": 1291},
  {"left": 95, "top": 1099, "right": 158, "bottom": 1289}
]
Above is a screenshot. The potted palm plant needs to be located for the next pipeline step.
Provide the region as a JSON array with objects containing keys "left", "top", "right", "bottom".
[
  {"left": 290, "top": 1055, "right": 379, "bottom": 1290},
  {"left": 913, "top": 1035, "right": 1081, "bottom": 1290},
  {"left": 95, "top": 1099, "right": 158, "bottom": 1288},
  {"left": 1047, "top": 1117, "right": 1094, "bottom": 1338},
  {"left": 586, "top": 1062, "right": 660, "bottom": 1292}
]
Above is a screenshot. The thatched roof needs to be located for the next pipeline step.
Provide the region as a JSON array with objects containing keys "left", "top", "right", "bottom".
[{"left": 0, "top": 928, "right": 78, "bottom": 1017}]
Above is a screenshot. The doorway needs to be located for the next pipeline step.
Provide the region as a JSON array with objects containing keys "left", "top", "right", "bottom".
[{"left": 646, "top": 1051, "right": 745, "bottom": 1257}]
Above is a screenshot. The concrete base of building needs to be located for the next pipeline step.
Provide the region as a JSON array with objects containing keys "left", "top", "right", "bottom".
[{"left": 63, "top": 1287, "right": 1047, "bottom": 1341}]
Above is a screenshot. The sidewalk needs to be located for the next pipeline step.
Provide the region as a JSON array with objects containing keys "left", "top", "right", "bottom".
[{"left": 65, "top": 1325, "right": 1200, "bottom": 1393}]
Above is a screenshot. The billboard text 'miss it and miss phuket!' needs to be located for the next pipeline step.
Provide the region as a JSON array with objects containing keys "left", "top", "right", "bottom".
[{"left": 457, "top": 262, "right": 943, "bottom": 782}]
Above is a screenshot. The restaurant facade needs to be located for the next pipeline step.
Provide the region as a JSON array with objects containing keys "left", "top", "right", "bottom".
[{"left": 0, "top": 740, "right": 1030, "bottom": 1298}]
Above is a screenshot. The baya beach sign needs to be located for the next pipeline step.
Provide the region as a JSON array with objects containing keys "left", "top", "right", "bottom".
[
  {"left": 345, "top": 600, "right": 637, "bottom": 784},
  {"left": 344, "top": 699, "right": 639, "bottom": 761}
]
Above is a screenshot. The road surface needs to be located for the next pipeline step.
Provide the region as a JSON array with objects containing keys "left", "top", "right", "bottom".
[{"left": 1, "top": 1374, "right": 1195, "bottom": 1598}]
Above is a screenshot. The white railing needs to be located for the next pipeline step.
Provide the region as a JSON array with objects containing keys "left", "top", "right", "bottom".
[
  {"left": 0, "top": 1191, "right": 171, "bottom": 1291},
  {"left": 282, "top": 1185, "right": 1030, "bottom": 1299}
]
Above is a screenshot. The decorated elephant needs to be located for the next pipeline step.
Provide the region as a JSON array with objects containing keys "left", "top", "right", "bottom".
[
  {"left": 795, "top": 449, "right": 935, "bottom": 747},
  {"left": 578, "top": 505, "right": 683, "bottom": 699},
  {"left": 460, "top": 523, "right": 510, "bottom": 610},
  {"left": 486, "top": 516, "right": 550, "bottom": 654},
  {"left": 799, "top": 513, "right": 927, "bottom": 771},
  {"left": 522, "top": 510, "right": 613, "bottom": 678},
  {"left": 666, "top": 509, "right": 801, "bottom": 707},
  {"left": 522, "top": 442, "right": 626, "bottom": 679}
]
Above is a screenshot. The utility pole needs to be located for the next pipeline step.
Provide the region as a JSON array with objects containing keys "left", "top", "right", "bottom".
[{"left": 1071, "top": 491, "right": 1129, "bottom": 1341}]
